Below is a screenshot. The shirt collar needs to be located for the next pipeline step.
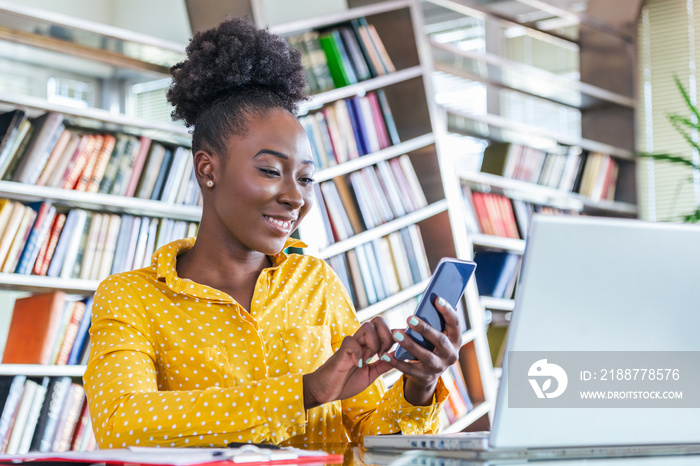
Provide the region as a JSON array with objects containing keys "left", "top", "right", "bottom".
[{"left": 153, "top": 237, "right": 307, "bottom": 299}]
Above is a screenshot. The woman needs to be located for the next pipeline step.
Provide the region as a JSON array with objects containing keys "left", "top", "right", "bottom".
[{"left": 84, "top": 17, "right": 461, "bottom": 448}]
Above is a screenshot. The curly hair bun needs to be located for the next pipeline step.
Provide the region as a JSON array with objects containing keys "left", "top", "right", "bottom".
[{"left": 167, "top": 17, "right": 307, "bottom": 128}]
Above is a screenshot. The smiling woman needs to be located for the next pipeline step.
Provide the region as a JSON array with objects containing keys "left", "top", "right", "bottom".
[{"left": 83, "top": 17, "right": 459, "bottom": 449}]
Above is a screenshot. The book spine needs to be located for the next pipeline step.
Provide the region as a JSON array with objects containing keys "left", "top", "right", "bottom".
[{"left": 0, "top": 375, "right": 27, "bottom": 453}]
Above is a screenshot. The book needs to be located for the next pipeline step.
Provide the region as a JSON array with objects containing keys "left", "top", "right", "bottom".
[
  {"left": 2, "top": 119, "right": 35, "bottom": 181},
  {"left": 13, "top": 113, "right": 64, "bottom": 185},
  {"left": 2, "top": 205, "right": 37, "bottom": 273},
  {"left": 73, "top": 134, "right": 104, "bottom": 192},
  {"left": 48, "top": 301, "right": 77, "bottom": 365},
  {"left": 0, "top": 110, "right": 27, "bottom": 178},
  {"left": 319, "top": 29, "right": 357, "bottom": 88},
  {"left": 34, "top": 129, "right": 71, "bottom": 187},
  {"left": 160, "top": 147, "right": 190, "bottom": 203},
  {"left": 67, "top": 298, "right": 93, "bottom": 366},
  {"left": 79, "top": 213, "right": 103, "bottom": 280},
  {"left": 61, "top": 135, "right": 99, "bottom": 190},
  {"left": 97, "top": 214, "right": 122, "bottom": 279},
  {"left": 376, "top": 90, "right": 400, "bottom": 145},
  {"left": 124, "top": 136, "right": 152, "bottom": 197},
  {"left": 16, "top": 377, "right": 49, "bottom": 454},
  {"left": 135, "top": 143, "right": 167, "bottom": 199},
  {"left": 339, "top": 26, "right": 372, "bottom": 81},
  {"left": 332, "top": 176, "right": 364, "bottom": 234},
  {"left": 55, "top": 300, "right": 87, "bottom": 366},
  {"left": 15, "top": 202, "right": 56, "bottom": 275},
  {"left": 0, "top": 116, "right": 31, "bottom": 180},
  {"left": 396, "top": 155, "right": 428, "bottom": 208},
  {"left": 473, "top": 251, "right": 521, "bottom": 298},
  {"left": 34, "top": 212, "right": 67, "bottom": 276},
  {"left": 0, "top": 375, "right": 26, "bottom": 453},
  {"left": 110, "top": 136, "right": 142, "bottom": 196},
  {"left": 86, "top": 134, "right": 117, "bottom": 193},
  {"left": 51, "top": 383, "right": 85, "bottom": 453},
  {"left": 98, "top": 134, "right": 129, "bottom": 194},
  {"left": 0, "top": 202, "right": 25, "bottom": 269},
  {"left": 57, "top": 210, "right": 89, "bottom": 279},
  {"left": 365, "top": 24, "right": 396, "bottom": 73},
  {"left": 4, "top": 378, "right": 39, "bottom": 455},
  {"left": 149, "top": 148, "right": 173, "bottom": 201},
  {"left": 44, "top": 134, "right": 81, "bottom": 188},
  {"left": 2, "top": 291, "right": 66, "bottom": 364},
  {"left": 345, "top": 249, "right": 368, "bottom": 309},
  {"left": 29, "top": 377, "right": 72, "bottom": 452}
]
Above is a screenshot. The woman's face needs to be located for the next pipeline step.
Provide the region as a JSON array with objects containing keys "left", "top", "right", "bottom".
[{"left": 207, "top": 108, "right": 315, "bottom": 256}]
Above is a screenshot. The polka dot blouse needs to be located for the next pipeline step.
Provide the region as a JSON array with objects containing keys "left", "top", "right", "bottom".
[{"left": 84, "top": 237, "right": 448, "bottom": 449}]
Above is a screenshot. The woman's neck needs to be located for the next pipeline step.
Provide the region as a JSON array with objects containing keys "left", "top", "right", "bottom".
[{"left": 176, "top": 221, "right": 271, "bottom": 310}]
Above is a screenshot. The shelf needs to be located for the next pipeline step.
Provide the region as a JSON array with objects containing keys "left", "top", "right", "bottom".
[
  {"left": 298, "top": 66, "right": 424, "bottom": 115},
  {"left": 459, "top": 170, "right": 637, "bottom": 215},
  {"left": 0, "top": 93, "right": 191, "bottom": 147},
  {"left": 441, "top": 400, "right": 492, "bottom": 434},
  {"left": 0, "top": 273, "right": 98, "bottom": 294},
  {"left": 0, "top": 181, "right": 202, "bottom": 221},
  {"left": 356, "top": 278, "right": 430, "bottom": 322},
  {"left": 446, "top": 107, "right": 634, "bottom": 160},
  {"left": 315, "top": 134, "right": 435, "bottom": 183},
  {"left": 270, "top": 0, "right": 412, "bottom": 36},
  {"left": 431, "top": 40, "right": 635, "bottom": 110},
  {"left": 470, "top": 234, "right": 525, "bottom": 254},
  {"left": 0, "top": 364, "right": 86, "bottom": 377},
  {"left": 317, "top": 199, "right": 449, "bottom": 260},
  {"left": 481, "top": 297, "right": 515, "bottom": 311},
  {"left": 0, "top": 1, "right": 184, "bottom": 72}
]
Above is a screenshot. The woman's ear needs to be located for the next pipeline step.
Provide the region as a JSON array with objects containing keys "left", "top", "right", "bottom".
[{"left": 193, "top": 149, "right": 216, "bottom": 188}]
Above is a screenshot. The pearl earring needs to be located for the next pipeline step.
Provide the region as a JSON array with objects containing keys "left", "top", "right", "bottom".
[{"left": 206, "top": 180, "right": 214, "bottom": 188}]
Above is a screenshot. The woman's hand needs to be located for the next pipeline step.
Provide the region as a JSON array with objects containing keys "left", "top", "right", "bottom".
[
  {"left": 388, "top": 297, "right": 462, "bottom": 406},
  {"left": 302, "top": 317, "right": 395, "bottom": 409}
]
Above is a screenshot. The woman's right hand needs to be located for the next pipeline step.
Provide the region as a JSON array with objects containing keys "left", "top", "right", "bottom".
[{"left": 302, "top": 317, "right": 395, "bottom": 409}]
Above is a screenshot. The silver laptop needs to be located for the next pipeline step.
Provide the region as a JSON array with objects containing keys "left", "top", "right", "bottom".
[{"left": 365, "top": 215, "right": 700, "bottom": 459}]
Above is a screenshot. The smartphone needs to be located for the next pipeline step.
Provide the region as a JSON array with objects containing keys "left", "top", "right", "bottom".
[{"left": 393, "top": 258, "right": 476, "bottom": 361}]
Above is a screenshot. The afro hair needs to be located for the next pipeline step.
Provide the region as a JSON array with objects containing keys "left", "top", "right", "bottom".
[{"left": 167, "top": 17, "right": 307, "bottom": 154}]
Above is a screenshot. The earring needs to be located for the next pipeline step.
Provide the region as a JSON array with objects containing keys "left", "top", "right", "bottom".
[{"left": 206, "top": 180, "right": 214, "bottom": 188}]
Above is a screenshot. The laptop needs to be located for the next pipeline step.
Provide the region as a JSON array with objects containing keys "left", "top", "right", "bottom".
[{"left": 365, "top": 215, "right": 700, "bottom": 460}]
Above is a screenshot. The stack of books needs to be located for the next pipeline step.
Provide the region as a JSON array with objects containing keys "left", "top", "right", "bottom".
[
  {"left": 0, "top": 110, "right": 200, "bottom": 206},
  {"left": 0, "top": 375, "right": 94, "bottom": 454},
  {"left": 2, "top": 292, "right": 93, "bottom": 367},
  {"left": 0, "top": 201, "right": 199, "bottom": 281},
  {"left": 327, "top": 225, "right": 430, "bottom": 309},
  {"left": 299, "top": 90, "right": 400, "bottom": 168},
  {"left": 461, "top": 186, "right": 578, "bottom": 240},
  {"left": 286, "top": 17, "right": 396, "bottom": 93},
  {"left": 300, "top": 155, "right": 428, "bottom": 249},
  {"left": 480, "top": 142, "right": 619, "bottom": 201}
]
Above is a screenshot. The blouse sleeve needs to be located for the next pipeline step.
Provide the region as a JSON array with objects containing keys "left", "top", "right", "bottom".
[
  {"left": 321, "top": 264, "right": 450, "bottom": 441},
  {"left": 84, "top": 276, "right": 307, "bottom": 448}
]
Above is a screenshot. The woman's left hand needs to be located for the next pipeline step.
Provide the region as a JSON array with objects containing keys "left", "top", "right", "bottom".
[{"left": 387, "top": 297, "right": 462, "bottom": 406}]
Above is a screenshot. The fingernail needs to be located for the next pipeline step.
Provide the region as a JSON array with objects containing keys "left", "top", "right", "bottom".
[
  {"left": 393, "top": 331, "right": 404, "bottom": 342},
  {"left": 358, "top": 358, "right": 363, "bottom": 368},
  {"left": 409, "top": 316, "right": 419, "bottom": 326},
  {"left": 381, "top": 354, "right": 391, "bottom": 362},
  {"left": 438, "top": 297, "right": 447, "bottom": 307},
  {"left": 366, "top": 357, "right": 373, "bottom": 364}
]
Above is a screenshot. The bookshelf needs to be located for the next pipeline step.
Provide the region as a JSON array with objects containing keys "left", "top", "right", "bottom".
[{"left": 418, "top": 0, "right": 639, "bottom": 431}]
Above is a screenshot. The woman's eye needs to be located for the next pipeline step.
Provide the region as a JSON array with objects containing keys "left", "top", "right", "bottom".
[
  {"left": 299, "top": 177, "right": 316, "bottom": 185},
  {"left": 259, "top": 168, "right": 280, "bottom": 176}
]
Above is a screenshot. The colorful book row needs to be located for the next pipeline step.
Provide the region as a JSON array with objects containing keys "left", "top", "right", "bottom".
[
  {"left": 300, "top": 90, "right": 400, "bottom": 168},
  {"left": 480, "top": 142, "right": 620, "bottom": 201},
  {"left": 300, "top": 155, "right": 428, "bottom": 249},
  {"left": 326, "top": 225, "right": 430, "bottom": 309},
  {"left": 3, "top": 292, "right": 92, "bottom": 367},
  {"left": 461, "top": 187, "right": 578, "bottom": 240},
  {"left": 0, "top": 200, "right": 199, "bottom": 281},
  {"left": 0, "top": 110, "right": 200, "bottom": 205},
  {"left": 0, "top": 376, "right": 94, "bottom": 454},
  {"left": 287, "top": 17, "right": 396, "bottom": 94}
]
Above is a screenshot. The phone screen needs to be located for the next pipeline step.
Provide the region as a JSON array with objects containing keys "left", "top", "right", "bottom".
[{"left": 394, "top": 259, "right": 476, "bottom": 361}]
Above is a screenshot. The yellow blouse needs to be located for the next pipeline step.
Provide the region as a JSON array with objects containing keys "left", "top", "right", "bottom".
[{"left": 84, "top": 237, "right": 448, "bottom": 449}]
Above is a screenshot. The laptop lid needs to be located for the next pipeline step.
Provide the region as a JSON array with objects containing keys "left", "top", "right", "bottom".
[{"left": 491, "top": 215, "right": 700, "bottom": 448}]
